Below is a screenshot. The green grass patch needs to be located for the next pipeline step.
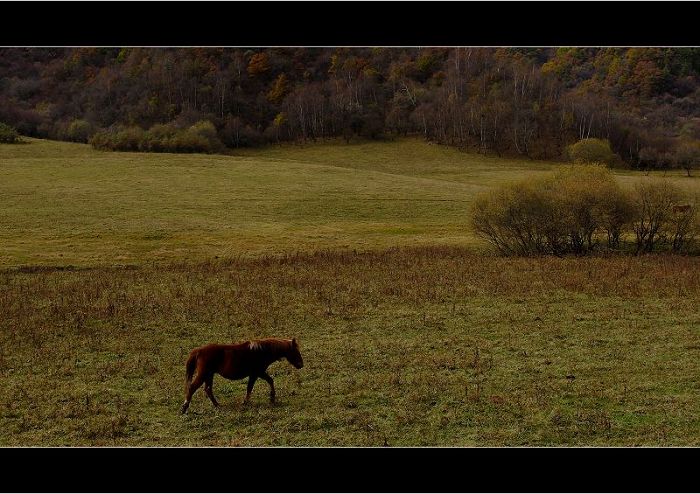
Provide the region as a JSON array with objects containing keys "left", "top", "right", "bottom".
[{"left": 4, "top": 137, "right": 697, "bottom": 267}]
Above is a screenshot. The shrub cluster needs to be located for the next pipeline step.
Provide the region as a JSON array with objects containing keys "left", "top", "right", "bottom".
[
  {"left": 566, "top": 138, "right": 618, "bottom": 166},
  {"left": 64, "top": 119, "right": 94, "bottom": 143},
  {"left": 90, "top": 120, "right": 224, "bottom": 154},
  {"left": 0, "top": 122, "right": 20, "bottom": 143},
  {"left": 471, "top": 165, "right": 698, "bottom": 255}
]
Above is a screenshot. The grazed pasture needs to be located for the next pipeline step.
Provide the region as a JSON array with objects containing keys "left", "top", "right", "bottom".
[
  {"left": 1, "top": 248, "right": 699, "bottom": 446},
  {"left": 1, "top": 138, "right": 699, "bottom": 445}
]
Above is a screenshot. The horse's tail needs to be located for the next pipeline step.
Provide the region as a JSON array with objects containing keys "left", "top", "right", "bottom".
[{"left": 185, "top": 350, "right": 198, "bottom": 390}]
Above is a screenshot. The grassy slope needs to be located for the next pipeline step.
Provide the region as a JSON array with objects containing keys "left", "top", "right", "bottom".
[
  {"left": 5, "top": 138, "right": 696, "bottom": 267},
  {"left": 0, "top": 138, "right": 527, "bottom": 266}
]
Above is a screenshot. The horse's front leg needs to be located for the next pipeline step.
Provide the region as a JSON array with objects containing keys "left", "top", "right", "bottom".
[
  {"left": 260, "top": 372, "right": 275, "bottom": 403},
  {"left": 243, "top": 375, "right": 257, "bottom": 404}
]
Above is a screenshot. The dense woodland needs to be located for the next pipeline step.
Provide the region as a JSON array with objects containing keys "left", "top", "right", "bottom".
[{"left": 1, "top": 47, "right": 699, "bottom": 167}]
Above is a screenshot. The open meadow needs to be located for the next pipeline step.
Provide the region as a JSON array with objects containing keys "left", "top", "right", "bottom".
[
  {"left": 1, "top": 138, "right": 699, "bottom": 445},
  {"left": 0, "top": 137, "right": 557, "bottom": 266}
]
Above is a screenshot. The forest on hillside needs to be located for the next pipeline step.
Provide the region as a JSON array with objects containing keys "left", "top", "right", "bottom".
[{"left": 1, "top": 47, "right": 699, "bottom": 168}]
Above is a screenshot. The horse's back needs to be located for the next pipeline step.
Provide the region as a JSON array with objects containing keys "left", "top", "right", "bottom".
[
  {"left": 192, "top": 342, "right": 253, "bottom": 380},
  {"left": 193, "top": 342, "right": 247, "bottom": 356}
]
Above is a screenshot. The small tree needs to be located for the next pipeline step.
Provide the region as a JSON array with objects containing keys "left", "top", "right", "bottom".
[
  {"left": 142, "top": 123, "right": 177, "bottom": 152},
  {"left": 342, "top": 125, "right": 354, "bottom": 144},
  {"left": 186, "top": 120, "right": 224, "bottom": 153},
  {"left": 0, "top": 122, "right": 20, "bottom": 143},
  {"left": 541, "top": 165, "right": 632, "bottom": 253},
  {"left": 630, "top": 179, "right": 682, "bottom": 253},
  {"left": 271, "top": 112, "right": 287, "bottom": 143},
  {"left": 358, "top": 107, "right": 385, "bottom": 140},
  {"left": 115, "top": 127, "right": 146, "bottom": 151},
  {"left": 247, "top": 52, "right": 270, "bottom": 77},
  {"left": 669, "top": 204, "right": 697, "bottom": 252},
  {"left": 673, "top": 140, "right": 700, "bottom": 177},
  {"left": 638, "top": 147, "right": 657, "bottom": 173},
  {"left": 471, "top": 182, "right": 555, "bottom": 256},
  {"left": 66, "top": 119, "right": 93, "bottom": 143},
  {"left": 267, "top": 74, "right": 289, "bottom": 103},
  {"left": 566, "top": 138, "right": 617, "bottom": 166},
  {"left": 600, "top": 189, "right": 635, "bottom": 249}
]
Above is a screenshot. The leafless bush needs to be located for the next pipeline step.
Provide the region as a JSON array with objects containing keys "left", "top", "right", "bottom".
[
  {"left": 630, "top": 180, "right": 693, "bottom": 253},
  {"left": 471, "top": 165, "right": 632, "bottom": 255},
  {"left": 669, "top": 204, "right": 698, "bottom": 252}
]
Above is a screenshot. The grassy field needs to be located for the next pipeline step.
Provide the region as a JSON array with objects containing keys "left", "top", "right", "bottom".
[
  {"left": 3, "top": 137, "right": 698, "bottom": 267},
  {"left": 1, "top": 248, "right": 699, "bottom": 446},
  {"left": 1, "top": 138, "right": 699, "bottom": 446}
]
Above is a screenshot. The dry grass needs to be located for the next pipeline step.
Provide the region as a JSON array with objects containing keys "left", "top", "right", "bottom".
[
  {"left": 2, "top": 246, "right": 699, "bottom": 446},
  {"left": 2, "top": 138, "right": 699, "bottom": 446}
]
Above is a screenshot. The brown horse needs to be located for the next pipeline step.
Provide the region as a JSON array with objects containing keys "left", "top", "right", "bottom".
[{"left": 180, "top": 338, "right": 304, "bottom": 414}]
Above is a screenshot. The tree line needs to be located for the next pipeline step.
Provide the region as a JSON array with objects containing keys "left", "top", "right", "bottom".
[{"left": 0, "top": 47, "right": 698, "bottom": 168}]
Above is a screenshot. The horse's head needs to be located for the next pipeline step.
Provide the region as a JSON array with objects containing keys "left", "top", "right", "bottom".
[{"left": 287, "top": 338, "right": 304, "bottom": 369}]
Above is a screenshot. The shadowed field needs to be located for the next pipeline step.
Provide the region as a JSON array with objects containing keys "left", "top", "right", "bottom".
[{"left": 1, "top": 247, "right": 699, "bottom": 446}]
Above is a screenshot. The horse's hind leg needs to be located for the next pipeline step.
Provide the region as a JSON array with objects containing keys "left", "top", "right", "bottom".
[
  {"left": 181, "top": 374, "right": 205, "bottom": 414},
  {"left": 243, "top": 375, "right": 258, "bottom": 404},
  {"left": 260, "top": 372, "right": 275, "bottom": 404},
  {"left": 204, "top": 374, "right": 219, "bottom": 408}
]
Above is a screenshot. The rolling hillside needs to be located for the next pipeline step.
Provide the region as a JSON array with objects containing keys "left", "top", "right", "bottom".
[{"left": 2, "top": 137, "right": 698, "bottom": 267}]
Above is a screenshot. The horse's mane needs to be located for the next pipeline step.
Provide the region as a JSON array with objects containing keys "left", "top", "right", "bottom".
[{"left": 248, "top": 338, "right": 291, "bottom": 354}]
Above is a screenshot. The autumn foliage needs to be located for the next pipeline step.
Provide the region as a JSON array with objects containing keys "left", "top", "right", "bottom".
[
  {"left": 90, "top": 120, "right": 224, "bottom": 153},
  {"left": 0, "top": 47, "right": 698, "bottom": 167}
]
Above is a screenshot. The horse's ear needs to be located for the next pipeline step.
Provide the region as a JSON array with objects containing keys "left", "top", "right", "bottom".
[{"left": 292, "top": 338, "right": 298, "bottom": 347}]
